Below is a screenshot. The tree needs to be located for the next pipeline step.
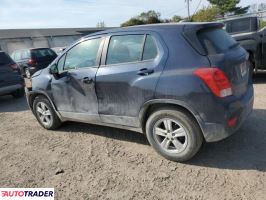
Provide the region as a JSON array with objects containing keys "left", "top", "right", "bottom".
[
  {"left": 191, "top": 6, "right": 220, "bottom": 22},
  {"left": 121, "top": 18, "right": 145, "bottom": 27},
  {"left": 171, "top": 15, "right": 182, "bottom": 22},
  {"left": 121, "top": 10, "right": 162, "bottom": 27},
  {"left": 208, "top": 0, "right": 240, "bottom": 14}
]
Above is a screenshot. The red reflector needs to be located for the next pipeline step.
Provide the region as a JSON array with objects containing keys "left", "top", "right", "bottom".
[
  {"left": 227, "top": 117, "right": 238, "bottom": 128},
  {"left": 194, "top": 67, "right": 232, "bottom": 98},
  {"left": 27, "top": 59, "right": 37, "bottom": 66}
]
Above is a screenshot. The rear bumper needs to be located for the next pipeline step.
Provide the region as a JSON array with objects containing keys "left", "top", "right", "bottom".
[
  {"left": 0, "top": 84, "right": 24, "bottom": 96},
  {"left": 201, "top": 86, "right": 254, "bottom": 142}
]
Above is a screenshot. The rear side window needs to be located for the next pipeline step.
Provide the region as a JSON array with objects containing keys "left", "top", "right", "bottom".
[
  {"left": 106, "top": 35, "right": 144, "bottom": 65},
  {"left": 31, "top": 49, "right": 57, "bottom": 59},
  {"left": 0, "top": 52, "right": 12, "bottom": 65},
  {"left": 198, "top": 28, "right": 237, "bottom": 54},
  {"left": 106, "top": 34, "right": 158, "bottom": 65},
  {"left": 230, "top": 18, "right": 251, "bottom": 33}
]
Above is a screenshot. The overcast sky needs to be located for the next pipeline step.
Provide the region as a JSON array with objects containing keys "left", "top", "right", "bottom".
[{"left": 0, "top": 0, "right": 264, "bottom": 29}]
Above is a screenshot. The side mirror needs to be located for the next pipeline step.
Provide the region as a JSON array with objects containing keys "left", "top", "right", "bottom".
[{"left": 49, "top": 64, "right": 58, "bottom": 74}]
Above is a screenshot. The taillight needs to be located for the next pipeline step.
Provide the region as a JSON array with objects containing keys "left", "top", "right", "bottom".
[
  {"left": 9, "top": 63, "right": 18, "bottom": 70},
  {"left": 27, "top": 59, "right": 37, "bottom": 66},
  {"left": 194, "top": 67, "right": 232, "bottom": 98}
]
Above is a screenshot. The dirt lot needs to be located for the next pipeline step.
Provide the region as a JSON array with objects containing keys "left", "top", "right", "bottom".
[{"left": 0, "top": 74, "right": 266, "bottom": 200}]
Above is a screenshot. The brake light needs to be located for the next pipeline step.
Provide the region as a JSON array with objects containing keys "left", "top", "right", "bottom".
[
  {"left": 27, "top": 59, "right": 37, "bottom": 66},
  {"left": 9, "top": 63, "right": 18, "bottom": 70},
  {"left": 194, "top": 67, "right": 232, "bottom": 98}
]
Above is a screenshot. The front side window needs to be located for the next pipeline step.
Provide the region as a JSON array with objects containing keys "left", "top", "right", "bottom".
[
  {"left": 64, "top": 38, "right": 102, "bottom": 70},
  {"left": 106, "top": 35, "right": 145, "bottom": 65}
]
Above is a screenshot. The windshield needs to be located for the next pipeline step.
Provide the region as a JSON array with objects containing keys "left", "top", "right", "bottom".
[
  {"left": 198, "top": 28, "right": 238, "bottom": 54},
  {"left": 31, "top": 49, "right": 57, "bottom": 60}
]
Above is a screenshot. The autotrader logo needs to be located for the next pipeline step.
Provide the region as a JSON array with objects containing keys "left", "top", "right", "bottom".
[{"left": 0, "top": 188, "right": 54, "bottom": 199}]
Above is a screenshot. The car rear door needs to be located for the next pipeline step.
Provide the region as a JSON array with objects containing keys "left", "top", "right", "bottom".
[
  {"left": 95, "top": 32, "right": 167, "bottom": 127},
  {"left": 51, "top": 37, "right": 104, "bottom": 122}
]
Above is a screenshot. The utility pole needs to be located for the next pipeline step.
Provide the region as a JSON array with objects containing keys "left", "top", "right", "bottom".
[{"left": 185, "top": 0, "right": 191, "bottom": 21}]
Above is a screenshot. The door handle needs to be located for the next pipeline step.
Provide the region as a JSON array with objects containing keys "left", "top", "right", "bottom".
[
  {"left": 82, "top": 77, "right": 93, "bottom": 84},
  {"left": 137, "top": 68, "right": 154, "bottom": 76}
]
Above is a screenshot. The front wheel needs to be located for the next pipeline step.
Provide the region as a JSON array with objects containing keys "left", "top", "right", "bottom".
[
  {"left": 145, "top": 108, "right": 203, "bottom": 162},
  {"left": 33, "top": 95, "right": 62, "bottom": 130}
]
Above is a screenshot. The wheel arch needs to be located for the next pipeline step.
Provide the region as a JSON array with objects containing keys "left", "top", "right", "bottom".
[
  {"left": 27, "top": 90, "right": 62, "bottom": 120},
  {"left": 139, "top": 99, "right": 205, "bottom": 136}
]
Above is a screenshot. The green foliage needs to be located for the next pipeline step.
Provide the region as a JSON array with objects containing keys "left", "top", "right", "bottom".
[
  {"left": 191, "top": 6, "right": 220, "bottom": 22},
  {"left": 171, "top": 15, "right": 182, "bottom": 22},
  {"left": 121, "top": 10, "right": 162, "bottom": 27},
  {"left": 208, "top": 0, "right": 240, "bottom": 14},
  {"left": 121, "top": 18, "right": 145, "bottom": 27},
  {"left": 260, "top": 20, "right": 266, "bottom": 29}
]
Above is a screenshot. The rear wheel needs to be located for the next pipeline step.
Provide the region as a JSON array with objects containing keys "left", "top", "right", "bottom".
[
  {"left": 145, "top": 108, "right": 203, "bottom": 162},
  {"left": 33, "top": 95, "right": 62, "bottom": 130}
]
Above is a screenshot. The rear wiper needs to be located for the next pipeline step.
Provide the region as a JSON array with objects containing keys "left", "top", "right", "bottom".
[{"left": 229, "top": 42, "right": 239, "bottom": 49}]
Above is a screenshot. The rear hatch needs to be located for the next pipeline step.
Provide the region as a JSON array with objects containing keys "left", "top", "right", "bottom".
[
  {"left": 183, "top": 23, "right": 250, "bottom": 98},
  {"left": 0, "top": 52, "right": 22, "bottom": 87},
  {"left": 31, "top": 48, "right": 57, "bottom": 69}
]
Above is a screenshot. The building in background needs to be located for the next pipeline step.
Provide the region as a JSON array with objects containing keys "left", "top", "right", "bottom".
[{"left": 0, "top": 27, "right": 109, "bottom": 54}]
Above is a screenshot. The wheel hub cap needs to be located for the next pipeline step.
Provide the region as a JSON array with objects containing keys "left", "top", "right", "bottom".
[{"left": 153, "top": 118, "right": 188, "bottom": 154}]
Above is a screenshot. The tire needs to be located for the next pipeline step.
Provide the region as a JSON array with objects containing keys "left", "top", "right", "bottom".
[
  {"left": 33, "top": 95, "right": 62, "bottom": 130},
  {"left": 12, "top": 88, "right": 25, "bottom": 98},
  {"left": 145, "top": 108, "right": 203, "bottom": 162}
]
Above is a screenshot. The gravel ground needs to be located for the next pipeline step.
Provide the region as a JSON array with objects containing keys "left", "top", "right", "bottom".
[{"left": 0, "top": 73, "right": 266, "bottom": 200}]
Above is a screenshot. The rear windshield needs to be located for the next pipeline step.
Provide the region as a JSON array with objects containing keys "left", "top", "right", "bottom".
[
  {"left": 31, "top": 49, "right": 57, "bottom": 60},
  {"left": 197, "top": 28, "right": 237, "bottom": 54},
  {"left": 0, "top": 52, "right": 13, "bottom": 65}
]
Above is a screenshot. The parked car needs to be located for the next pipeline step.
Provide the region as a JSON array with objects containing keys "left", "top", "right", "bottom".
[
  {"left": 24, "top": 23, "right": 254, "bottom": 161},
  {"left": 11, "top": 48, "right": 57, "bottom": 78},
  {"left": 51, "top": 47, "right": 66, "bottom": 56},
  {"left": 0, "top": 51, "right": 24, "bottom": 98},
  {"left": 221, "top": 16, "right": 266, "bottom": 73}
]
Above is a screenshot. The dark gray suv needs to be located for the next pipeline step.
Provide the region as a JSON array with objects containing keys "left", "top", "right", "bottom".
[
  {"left": 25, "top": 23, "right": 254, "bottom": 161},
  {"left": 0, "top": 51, "right": 24, "bottom": 98}
]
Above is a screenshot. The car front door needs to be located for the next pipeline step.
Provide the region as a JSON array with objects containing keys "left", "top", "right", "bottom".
[
  {"left": 51, "top": 37, "right": 104, "bottom": 122},
  {"left": 95, "top": 32, "right": 167, "bottom": 127}
]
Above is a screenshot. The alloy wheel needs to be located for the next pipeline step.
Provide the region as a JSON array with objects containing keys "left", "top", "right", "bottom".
[
  {"left": 153, "top": 118, "right": 188, "bottom": 153},
  {"left": 36, "top": 102, "right": 52, "bottom": 127}
]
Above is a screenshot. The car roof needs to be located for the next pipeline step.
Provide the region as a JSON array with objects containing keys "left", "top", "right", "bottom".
[{"left": 84, "top": 22, "right": 223, "bottom": 38}]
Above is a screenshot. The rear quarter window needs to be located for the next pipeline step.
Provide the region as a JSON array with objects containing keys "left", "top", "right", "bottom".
[{"left": 197, "top": 28, "right": 237, "bottom": 54}]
